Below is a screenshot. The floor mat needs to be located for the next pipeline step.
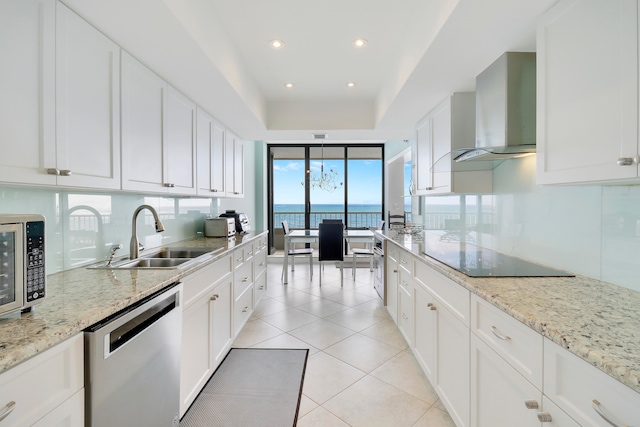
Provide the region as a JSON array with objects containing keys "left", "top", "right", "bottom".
[{"left": 180, "top": 348, "right": 309, "bottom": 427}]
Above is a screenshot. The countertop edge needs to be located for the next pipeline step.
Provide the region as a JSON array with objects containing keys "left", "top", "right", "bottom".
[
  {"left": 0, "top": 231, "right": 268, "bottom": 375},
  {"left": 380, "top": 231, "right": 640, "bottom": 394}
]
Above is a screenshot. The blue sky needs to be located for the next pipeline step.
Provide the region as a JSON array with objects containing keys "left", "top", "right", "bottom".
[{"left": 273, "top": 159, "right": 382, "bottom": 205}]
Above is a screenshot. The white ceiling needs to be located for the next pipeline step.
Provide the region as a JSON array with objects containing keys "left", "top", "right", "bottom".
[{"left": 61, "top": 0, "right": 557, "bottom": 143}]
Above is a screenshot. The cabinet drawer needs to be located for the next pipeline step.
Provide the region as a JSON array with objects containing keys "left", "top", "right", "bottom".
[
  {"left": 232, "top": 247, "right": 247, "bottom": 269},
  {"left": 254, "top": 272, "right": 266, "bottom": 305},
  {"left": 386, "top": 242, "right": 399, "bottom": 263},
  {"left": 414, "top": 260, "right": 470, "bottom": 326},
  {"left": 398, "top": 250, "right": 413, "bottom": 275},
  {"left": 0, "top": 334, "right": 83, "bottom": 427},
  {"left": 182, "top": 254, "right": 232, "bottom": 306},
  {"left": 398, "top": 267, "right": 413, "bottom": 295},
  {"left": 233, "top": 260, "right": 253, "bottom": 298},
  {"left": 398, "top": 283, "right": 414, "bottom": 346},
  {"left": 544, "top": 338, "right": 640, "bottom": 427},
  {"left": 254, "top": 235, "right": 268, "bottom": 253},
  {"left": 254, "top": 248, "right": 267, "bottom": 277},
  {"left": 234, "top": 286, "right": 253, "bottom": 336},
  {"left": 471, "top": 295, "right": 543, "bottom": 389}
]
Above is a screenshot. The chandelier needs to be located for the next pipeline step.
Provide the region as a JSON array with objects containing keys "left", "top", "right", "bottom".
[{"left": 302, "top": 143, "right": 343, "bottom": 192}]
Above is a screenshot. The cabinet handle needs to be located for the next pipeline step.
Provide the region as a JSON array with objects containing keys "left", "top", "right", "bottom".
[
  {"left": 259, "top": 262, "right": 265, "bottom": 267},
  {"left": 258, "top": 286, "right": 264, "bottom": 290},
  {"left": 537, "top": 413, "right": 552, "bottom": 423},
  {"left": 59, "top": 169, "right": 72, "bottom": 176},
  {"left": 0, "top": 401, "right": 16, "bottom": 422},
  {"left": 210, "top": 189, "right": 219, "bottom": 192},
  {"left": 616, "top": 157, "right": 635, "bottom": 166},
  {"left": 430, "top": 305, "right": 436, "bottom": 311},
  {"left": 242, "top": 306, "right": 249, "bottom": 312},
  {"left": 210, "top": 294, "right": 219, "bottom": 301},
  {"left": 47, "top": 168, "right": 60, "bottom": 175},
  {"left": 393, "top": 269, "right": 398, "bottom": 273},
  {"left": 163, "top": 183, "right": 175, "bottom": 188},
  {"left": 491, "top": 326, "right": 511, "bottom": 341},
  {"left": 402, "top": 313, "right": 408, "bottom": 319},
  {"left": 592, "top": 400, "right": 629, "bottom": 427},
  {"left": 242, "top": 277, "right": 249, "bottom": 282},
  {"left": 524, "top": 400, "right": 539, "bottom": 410}
]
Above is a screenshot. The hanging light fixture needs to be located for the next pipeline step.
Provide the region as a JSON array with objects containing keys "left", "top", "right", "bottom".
[{"left": 302, "top": 139, "right": 343, "bottom": 192}]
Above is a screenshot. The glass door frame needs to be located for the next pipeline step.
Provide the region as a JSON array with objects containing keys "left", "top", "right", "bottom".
[{"left": 267, "top": 143, "right": 385, "bottom": 254}]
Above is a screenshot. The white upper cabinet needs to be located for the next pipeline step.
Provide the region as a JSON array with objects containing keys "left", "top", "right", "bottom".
[
  {"left": 0, "top": 0, "right": 55, "bottom": 186},
  {"left": 121, "top": 51, "right": 165, "bottom": 193},
  {"left": 414, "top": 93, "right": 492, "bottom": 195},
  {"left": 537, "top": 0, "right": 639, "bottom": 184},
  {"left": 55, "top": 3, "right": 121, "bottom": 190},
  {"left": 121, "top": 52, "right": 196, "bottom": 195},
  {"left": 165, "top": 86, "right": 196, "bottom": 195},
  {"left": 225, "top": 130, "right": 244, "bottom": 198},
  {"left": 414, "top": 118, "right": 433, "bottom": 194},
  {"left": 196, "top": 108, "right": 227, "bottom": 197}
]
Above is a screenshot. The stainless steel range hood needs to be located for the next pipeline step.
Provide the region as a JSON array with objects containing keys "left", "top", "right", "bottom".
[{"left": 455, "top": 52, "right": 537, "bottom": 163}]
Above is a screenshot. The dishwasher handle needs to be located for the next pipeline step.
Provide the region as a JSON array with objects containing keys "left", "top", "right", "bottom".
[{"left": 85, "top": 283, "right": 181, "bottom": 358}]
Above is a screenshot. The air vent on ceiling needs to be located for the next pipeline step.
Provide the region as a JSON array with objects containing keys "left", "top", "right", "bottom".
[{"left": 313, "top": 133, "right": 328, "bottom": 140}]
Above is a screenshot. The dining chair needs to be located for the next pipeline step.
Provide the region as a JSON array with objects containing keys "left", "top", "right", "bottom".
[
  {"left": 281, "top": 220, "right": 313, "bottom": 281},
  {"left": 388, "top": 210, "right": 406, "bottom": 229},
  {"left": 351, "top": 220, "right": 385, "bottom": 279},
  {"left": 318, "top": 222, "right": 344, "bottom": 286}
]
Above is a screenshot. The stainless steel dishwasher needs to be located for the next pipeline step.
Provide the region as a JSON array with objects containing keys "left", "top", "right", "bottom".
[{"left": 85, "top": 283, "right": 183, "bottom": 427}]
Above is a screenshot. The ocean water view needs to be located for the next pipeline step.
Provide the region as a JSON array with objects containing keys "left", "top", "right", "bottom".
[{"left": 275, "top": 204, "right": 386, "bottom": 229}]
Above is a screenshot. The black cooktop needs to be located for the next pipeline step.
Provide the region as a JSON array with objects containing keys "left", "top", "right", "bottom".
[{"left": 421, "top": 239, "right": 574, "bottom": 278}]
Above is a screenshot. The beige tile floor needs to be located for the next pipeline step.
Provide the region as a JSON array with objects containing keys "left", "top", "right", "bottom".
[{"left": 232, "top": 260, "right": 456, "bottom": 427}]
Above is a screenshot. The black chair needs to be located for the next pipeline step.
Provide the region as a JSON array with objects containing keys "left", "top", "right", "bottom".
[
  {"left": 351, "top": 220, "right": 384, "bottom": 279},
  {"left": 388, "top": 210, "right": 406, "bottom": 229},
  {"left": 281, "top": 220, "right": 314, "bottom": 281},
  {"left": 318, "top": 222, "right": 344, "bottom": 286}
]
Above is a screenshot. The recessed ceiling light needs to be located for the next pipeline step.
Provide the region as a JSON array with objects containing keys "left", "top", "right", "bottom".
[
  {"left": 347, "top": 82, "right": 356, "bottom": 88},
  {"left": 352, "top": 38, "right": 367, "bottom": 48},
  {"left": 269, "top": 39, "right": 285, "bottom": 49},
  {"left": 285, "top": 83, "right": 294, "bottom": 88}
]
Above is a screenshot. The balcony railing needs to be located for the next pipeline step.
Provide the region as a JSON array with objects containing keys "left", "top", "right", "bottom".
[
  {"left": 275, "top": 210, "right": 491, "bottom": 231},
  {"left": 275, "top": 211, "right": 383, "bottom": 229}
]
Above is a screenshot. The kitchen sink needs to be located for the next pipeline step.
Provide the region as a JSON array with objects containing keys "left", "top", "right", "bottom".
[
  {"left": 113, "top": 258, "right": 191, "bottom": 269},
  {"left": 88, "top": 246, "right": 224, "bottom": 269},
  {"left": 140, "top": 247, "right": 219, "bottom": 259}
]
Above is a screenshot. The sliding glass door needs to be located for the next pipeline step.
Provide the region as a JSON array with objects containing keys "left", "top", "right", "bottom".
[{"left": 268, "top": 144, "right": 384, "bottom": 253}]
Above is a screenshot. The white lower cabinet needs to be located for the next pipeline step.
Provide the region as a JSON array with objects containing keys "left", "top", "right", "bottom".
[
  {"left": 470, "top": 334, "right": 541, "bottom": 427},
  {"left": 180, "top": 254, "right": 233, "bottom": 417},
  {"left": 434, "top": 300, "right": 469, "bottom": 427},
  {"left": 414, "top": 286, "right": 436, "bottom": 381},
  {"left": 397, "top": 280, "right": 414, "bottom": 346},
  {"left": 540, "top": 397, "right": 580, "bottom": 427},
  {"left": 389, "top": 241, "right": 640, "bottom": 427},
  {"left": 0, "top": 334, "right": 83, "bottom": 427},
  {"left": 543, "top": 338, "right": 640, "bottom": 427},
  {"left": 385, "top": 243, "right": 399, "bottom": 322}
]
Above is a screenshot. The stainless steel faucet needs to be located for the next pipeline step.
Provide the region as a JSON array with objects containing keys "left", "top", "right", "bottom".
[{"left": 130, "top": 205, "right": 165, "bottom": 259}]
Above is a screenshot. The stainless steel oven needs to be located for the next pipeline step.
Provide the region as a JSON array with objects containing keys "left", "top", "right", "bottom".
[{"left": 373, "top": 236, "right": 385, "bottom": 302}]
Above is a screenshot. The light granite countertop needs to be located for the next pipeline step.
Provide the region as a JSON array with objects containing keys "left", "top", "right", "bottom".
[
  {"left": 0, "top": 230, "right": 268, "bottom": 375},
  {"left": 379, "top": 230, "right": 640, "bottom": 395}
]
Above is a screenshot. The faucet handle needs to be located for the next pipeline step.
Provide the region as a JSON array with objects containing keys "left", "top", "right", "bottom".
[
  {"left": 138, "top": 242, "right": 145, "bottom": 252},
  {"left": 106, "top": 244, "right": 123, "bottom": 266}
]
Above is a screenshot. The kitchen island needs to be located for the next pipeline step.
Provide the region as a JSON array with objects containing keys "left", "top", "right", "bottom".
[{"left": 380, "top": 229, "right": 640, "bottom": 426}]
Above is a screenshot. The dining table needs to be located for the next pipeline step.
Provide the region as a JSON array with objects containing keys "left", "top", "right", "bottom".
[{"left": 282, "top": 229, "right": 375, "bottom": 284}]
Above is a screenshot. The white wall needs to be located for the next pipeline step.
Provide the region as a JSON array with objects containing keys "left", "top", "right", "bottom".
[{"left": 420, "top": 155, "right": 640, "bottom": 292}]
